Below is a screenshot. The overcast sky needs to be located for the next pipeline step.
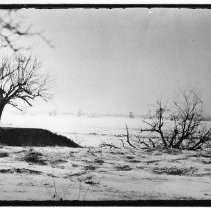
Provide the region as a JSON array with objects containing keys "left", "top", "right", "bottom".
[{"left": 6, "top": 8, "right": 211, "bottom": 116}]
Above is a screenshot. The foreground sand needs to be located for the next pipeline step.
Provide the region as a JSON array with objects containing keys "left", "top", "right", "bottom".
[{"left": 0, "top": 146, "right": 211, "bottom": 200}]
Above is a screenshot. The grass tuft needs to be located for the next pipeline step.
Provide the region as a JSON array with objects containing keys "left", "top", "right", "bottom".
[
  {"left": 0, "top": 152, "right": 9, "bottom": 158},
  {"left": 22, "top": 148, "right": 46, "bottom": 165},
  {"left": 152, "top": 166, "right": 197, "bottom": 176}
]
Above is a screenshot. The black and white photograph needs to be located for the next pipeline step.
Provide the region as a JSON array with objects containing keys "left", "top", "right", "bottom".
[{"left": 0, "top": 3, "right": 210, "bottom": 206}]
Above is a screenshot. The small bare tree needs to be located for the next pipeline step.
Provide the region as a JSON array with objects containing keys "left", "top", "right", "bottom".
[
  {"left": 0, "top": 54, "right": 51, "bottom": 120},
  {"left": 122, "top": 90, "right": 211, "bottom": 150}
]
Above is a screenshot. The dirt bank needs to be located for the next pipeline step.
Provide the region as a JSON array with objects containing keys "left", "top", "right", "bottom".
[{"left": 0, "top": 127, "right": 81, "bottom": 147}]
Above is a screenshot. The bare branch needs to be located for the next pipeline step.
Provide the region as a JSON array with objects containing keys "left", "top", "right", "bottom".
[
  {"left": 0, "top": 10, "right": 53, "bottom": 52},
  {"left": 99, "top": 142, "right": 120, "bottom": 149},
  {"left": 125, "top": 124, "right": 136, "bottom": 149}
]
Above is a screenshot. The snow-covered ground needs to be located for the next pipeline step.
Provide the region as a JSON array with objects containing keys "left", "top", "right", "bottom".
[{"left": 0, "top": 114, "right": 211, "bottom": 201}]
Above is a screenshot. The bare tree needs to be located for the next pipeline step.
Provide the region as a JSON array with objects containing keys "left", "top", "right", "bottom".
[
  {"left": 170, "top": 90, "right": 211, "bottom": 150},
  {"left": 122, "top": 90, "right": 211, "bottom": 150},
  {"left": 0, "top": 10, "right": 53, "bottom": 52},
  {"left": 0, "top": 54, "right": 51, "bottom": 120}
]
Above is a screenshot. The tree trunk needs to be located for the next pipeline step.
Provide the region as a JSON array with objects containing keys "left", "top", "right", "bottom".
[
  {"left": 173, "top": 134, "right": 189, "bottom": 148},
  {"left": 0, "top": 104, "right": 5, "bottom": 121},
  {"left": 159, "top": 131, "right": 168, "bottom": 148},
  {"left": 0, "top": 91, "right": 5, "bottom": 121}
]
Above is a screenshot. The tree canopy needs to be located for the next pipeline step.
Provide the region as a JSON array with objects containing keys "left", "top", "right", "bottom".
[{"left": 0, "top": 55, "right": 50, "bottom": 119}]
